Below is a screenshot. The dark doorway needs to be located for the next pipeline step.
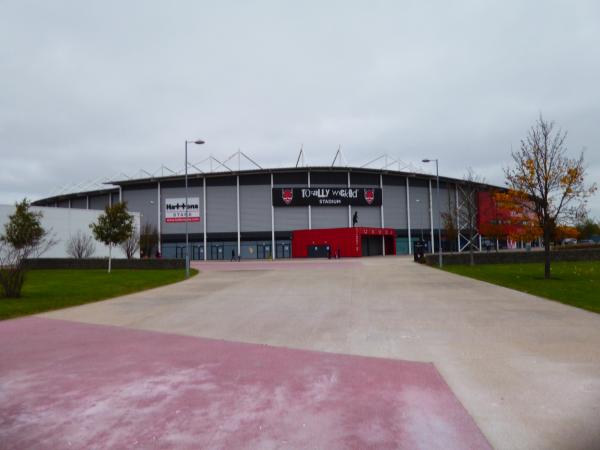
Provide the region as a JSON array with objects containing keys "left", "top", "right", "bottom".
[
  {"left": 361, "top": 236, "right": 383, "bottom": 256},
  {"left": 307, "top": 245, "right": 331, "bottom": 258},
  {"left": 192, "top": 245, "right": 204, "bottom": 260},
  {"left": 276, "top": 243, "right": 291, "bottom": 258},
  {"left": 210, "top": 244, "right": 224, "bottom": 260},
  {"left": 257, "top": 244, "right": 272, "bottom": 259}
]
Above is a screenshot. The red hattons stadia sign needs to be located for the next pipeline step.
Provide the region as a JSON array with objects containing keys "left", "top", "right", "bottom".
[
  {"left": 165, "top": 198, "right": 201, "bottom": 223},
  {"left": 272, "top": 187, "right": 382, "bottom": 207}
]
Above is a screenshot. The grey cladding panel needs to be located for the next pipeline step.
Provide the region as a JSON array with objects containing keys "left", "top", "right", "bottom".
[
  {"left": 409, "top": 183, "right": 430, "bottom": 229},
  {"left": 70, "top": 198, "right": 87, "bottom": 209},
  {"left": 273, "top": 172, "right": 307, "bottom": 185},
  {"left": 274, "top": 207, "right": 308, "bottom": 231},
  {"left": 240, "top": 184, "right": 271, "bottom": 232},
  {"left": 352, "top": 206, "right": 381, "bottom": 227},
  {"left": 310, "top": 171, "right": 347, "bottom": 185},
  {"left": 350, "top": 172, "right": 379, "bottom": 187},
  {"left": 123, "top": 188, "right": 158, "bottom": 229},
  {"left": 161, "top": 186, "right": 204, "bottom": 234},
  {"left": 207, "top": 185, "right": 237, "bottom": 233},
  {"left": 89, "top": 195, "right": 109, "bottom": 210},
  {"left": 431, "top": 184, "right": 455, "bottom": 228},
  {"left": 311, "top": 206, "right": 347, "bottom": 229},
  {"left": 383, "top": 184, "right": 407, "bottom": 229}
]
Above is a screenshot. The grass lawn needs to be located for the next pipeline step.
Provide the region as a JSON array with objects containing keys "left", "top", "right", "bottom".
[
  {"left": 0, "top": 269, "right": 197, "bottom": 320},
  {"left": 443, "top": 261, "right": 600, "bottom": 314}
]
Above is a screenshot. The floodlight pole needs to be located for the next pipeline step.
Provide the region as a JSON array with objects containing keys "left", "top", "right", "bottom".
[
  {"left": 423, "top": 158, "right": 443, "bottom": 267},
  {"left": 185, "top": 139, "right": 205, "bottom": 278}
]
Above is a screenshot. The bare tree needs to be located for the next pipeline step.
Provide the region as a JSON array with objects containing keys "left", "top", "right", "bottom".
[
  {"left": 0, "top": 200, "right": 57, "bottom": 298},
  {"left": 65, "top": 231, "right": 95, "bottom": 259},
  {"left": 505, "top": 115, "right": 597, "bottom": 279},
  {"left": 458, "top": 168, "right": 485, "bottom": 265},
  {"left": 120, "top": 226, "right": 140, "bottom": 259},
  {"left": 441, "top": 190, "right": 458, "bottom": 252},
  {"left": 139, "top": 223, "right": 159, "bottom": 258}
]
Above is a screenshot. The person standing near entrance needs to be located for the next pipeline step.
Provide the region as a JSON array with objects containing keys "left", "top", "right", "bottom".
[
  {"left": 352, "top": 211, "right": 358, "bottom": 227},
  {"left": 231, "top": 249, "right": 236, "bottom": 261}
]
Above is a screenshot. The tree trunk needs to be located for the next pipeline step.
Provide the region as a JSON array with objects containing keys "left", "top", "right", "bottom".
[
  {"left": 544, "top": 231, "right": 551, "bottom": 279},
  {"left": 108, "top": 244, "right": 112, "bottom": 273},
  {"left": 468, "top": 235, "right": 475, "bottom": 266}
]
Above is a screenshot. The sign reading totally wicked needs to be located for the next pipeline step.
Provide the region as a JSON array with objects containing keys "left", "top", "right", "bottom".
[
  {"left": 272, "top": 187, "right": 381, "bottom": 207},
  {"left": 165, "top": 197, "right": 200, "bottom": 222}
]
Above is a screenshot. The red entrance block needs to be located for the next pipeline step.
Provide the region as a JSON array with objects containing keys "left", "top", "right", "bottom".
[{"left": 292, "top": 227, "right": 397, "bottom": 257}]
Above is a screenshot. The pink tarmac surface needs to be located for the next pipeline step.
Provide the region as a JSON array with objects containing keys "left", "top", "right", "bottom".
[
  {"left": 0, "top": 317, "right": 490, "bottom": 449},
  {"left": 191, "top": 260, "right": 360, "bottom": 271}
]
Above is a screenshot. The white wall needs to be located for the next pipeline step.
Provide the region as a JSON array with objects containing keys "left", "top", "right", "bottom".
[{"left": 0, "top": 205, "right": 140, "bottom": 258}]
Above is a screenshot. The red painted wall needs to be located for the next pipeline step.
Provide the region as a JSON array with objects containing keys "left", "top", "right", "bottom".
[
  {"left": 292, "top": 227, "right": 397, "bottom": 257},
  {"left": 477, "top": 191, "right": 535, "bottom": 238}
]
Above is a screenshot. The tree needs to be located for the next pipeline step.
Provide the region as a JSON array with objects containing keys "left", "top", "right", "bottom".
[
  {"left": 553, "top": 225, "right": 579, "bottom": 243},
  {"left": 505, "top": 115, "right": 597, "bottom": 279},
  {"left": 479, "top": 190, "right": 543, "bottom": 249},
  {"left": 441, "top": 211, "right": 458, "bottom": 252},
  {"left": 478, "top": 190, "right": 508, "bottom": 251},
  {"left": 66, "top": 231, "right": 95, "bottom": 258},
  {"left": 0, "top": 199, "right": 56, "bottom": 298},
  {"left": 90, "top": 202, "right": 134, "bottom": 273},
  {"left": 575, "top": 217, "right": 600, "bottom": 240},
  {"left": 440, "top": 190, "right": 458, "bottom": 252},
  {"left": 120, "top": 226, "right": 140, "bottom": 259},
  {"left": 139, "top": 223, "right": 159, "bottom": 258},
  {"left": 458, "top": 168, "right": 485, "bottom": 265}
]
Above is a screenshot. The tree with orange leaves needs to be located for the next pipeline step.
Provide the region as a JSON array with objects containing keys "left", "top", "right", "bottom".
[
  {"left": 505, "top": 115, "right": 596, "bottom": 279},
  {"left": 553, "top": 225, "right": 579, "bottom": 243},
  {"left": 480, "top": 190, "right": 542, "bottom": 249},
  {"left": 478, "top": 191, "right": 508, "bottom": 250}
]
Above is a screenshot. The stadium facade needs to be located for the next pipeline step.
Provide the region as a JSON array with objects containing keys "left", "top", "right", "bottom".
[{"left": 33, "top": 166, "right": 494, "bottom": 260}]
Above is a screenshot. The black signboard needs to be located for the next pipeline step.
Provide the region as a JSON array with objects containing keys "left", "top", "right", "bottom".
[{"left": 272, "top": 187, "right": 382, "bottom": 207}]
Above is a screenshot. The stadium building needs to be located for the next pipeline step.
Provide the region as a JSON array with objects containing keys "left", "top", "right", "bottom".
[{"left": 33, "top": 159, "right": 498, "bottom": 260}]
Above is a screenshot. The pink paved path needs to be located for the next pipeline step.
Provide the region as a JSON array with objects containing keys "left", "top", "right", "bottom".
[
  {"left": 0, "top": 317, "right": 490, "bottom": 449},
  {"left": 191, "top": 260, "right": 360, "bottom": 271}
]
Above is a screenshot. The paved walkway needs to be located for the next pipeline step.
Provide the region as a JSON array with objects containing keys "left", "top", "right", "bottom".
[
  {"left": 1, "top": 317, "right": 489, "bottom": 450},
  {"left": 3, "top": 257, "right": 600, "bottom": 449}
]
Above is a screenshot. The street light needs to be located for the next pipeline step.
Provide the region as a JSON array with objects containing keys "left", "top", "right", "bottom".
[
  {"left": 185, "top": 139, "right": 205, "bottom": 278},
  {"left": 422, "top": 158, "right": 442, "bottom": 267}
]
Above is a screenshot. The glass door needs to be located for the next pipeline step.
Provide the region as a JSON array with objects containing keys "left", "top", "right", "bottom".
[
  {"left": 256, "top": 244, "right": 272, "bottom": 259},
  {"left": 210, "top": 244, "right": 224, "bottom": 260},
  {"left": 276, "top": 243, "right": 291, "bottom": 258}
]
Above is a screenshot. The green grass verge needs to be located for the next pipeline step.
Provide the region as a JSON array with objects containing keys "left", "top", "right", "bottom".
[
  {"left": 442, "top": 261, "right": 600, "bottom": 314},
  {"left": 0, "top": 268, "right": 197, "bottom": 320}
]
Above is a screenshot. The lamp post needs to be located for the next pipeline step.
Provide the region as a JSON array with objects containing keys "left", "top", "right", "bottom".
[
  {"left": 185, "top": 139, "right": 205, "bottom": 278},
  {"left": 422, "top": 159, "right": 442, "bottom": 267}
]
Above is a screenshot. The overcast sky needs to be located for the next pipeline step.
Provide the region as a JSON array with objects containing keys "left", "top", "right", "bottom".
[{"left": 1, "top": 1, "right": 599, "bottom": 217}]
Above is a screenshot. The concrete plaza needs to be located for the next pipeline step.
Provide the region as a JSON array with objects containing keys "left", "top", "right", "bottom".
[{"left": 2, "top": 257, "right": 600, "bottom": 449}]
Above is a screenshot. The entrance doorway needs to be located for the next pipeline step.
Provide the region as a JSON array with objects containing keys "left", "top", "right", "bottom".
[
  {"left": 276, "top": 243, "right": 291, "bottom": 258},
  {"left": 361, "top": 236, "right": 383, "bottom": 256},
  {"left": 257, "top": 244, "right": 271, "bottom": 259},
  {"left": 192, "top": 245, "right": 204, "bottom": 260},
  {"left": 210, "top": 244, "right": 224, "bottom": 260},
  {"left": 307, "top": 245, "right": 331, "bottom": 258}
]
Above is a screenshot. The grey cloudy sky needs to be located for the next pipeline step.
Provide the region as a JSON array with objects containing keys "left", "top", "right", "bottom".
[{"left": 1, "top": 1, "right": 599, "bottom": 217}]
